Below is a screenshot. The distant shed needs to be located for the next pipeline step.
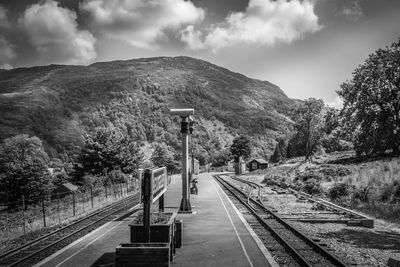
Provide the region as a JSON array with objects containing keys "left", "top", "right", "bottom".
[
  {"left": 53, "top": 182, "right": 79, "bottom": 196},
  {"left": 247, "top": 158, "right": 269, "bottom": 172}
]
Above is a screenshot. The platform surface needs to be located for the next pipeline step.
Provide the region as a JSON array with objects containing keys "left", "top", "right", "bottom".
[{"left": 35, "top": 172, "right": 276, "bottom": 267}]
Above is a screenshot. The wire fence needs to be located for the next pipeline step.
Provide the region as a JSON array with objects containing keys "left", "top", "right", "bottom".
[{"left": 0, "top": 179, "right": 140, "bottom": 244}]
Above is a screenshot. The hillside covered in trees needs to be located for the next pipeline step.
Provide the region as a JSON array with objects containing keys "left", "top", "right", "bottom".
[{"left": 0, "top": 56, "right": 295, "bottom": 163}]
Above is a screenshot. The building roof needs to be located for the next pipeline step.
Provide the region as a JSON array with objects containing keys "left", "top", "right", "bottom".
[
  {"left": 248, "top": 158, "right": 269, "bottom": 164},
  {"left": 61, "top": 183, "right": 79, "bottom": 192}
]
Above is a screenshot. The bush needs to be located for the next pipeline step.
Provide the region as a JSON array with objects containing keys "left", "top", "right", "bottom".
[
  {"left": 328, "top": 183, "right": 352, "bottom": 200},
  {"left": 297, "top": 171, "right": 323, "bottom": 182},
  {"left": 302, "top": 179, "right": 323, "bottom": 195},
  {"left": 262, "top": 174, "right": 288, "bottom": 188},
  {"left": 379, "top": 181, "right": 400, "bottom": 203},
  {"left": 352, "top": 185, "right": 371, "bottom": 202},
  {"left": 107, "top": 170, "right": 128, "bottom": 184}
]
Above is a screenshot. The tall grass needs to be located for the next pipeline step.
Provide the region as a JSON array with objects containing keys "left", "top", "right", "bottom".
[
  {"left": 344, "top": 158, "right": 400, "bottom": 186},
  {"left": 340, "top": 158, "right": 400, "bottom": 223}
]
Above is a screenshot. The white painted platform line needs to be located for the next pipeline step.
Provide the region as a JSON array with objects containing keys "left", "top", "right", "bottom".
[
  {"left": 214, "top": 179, "right": 280, "bottom": 267},
  {"left": 34, "top": 202, "right": 141, "bottom": 267},
  {"left": 213, "top": 180, "right": 254, "bottom": 267},
  {"left": 55, "top": 220, "right": 126, "bottom": 267}
]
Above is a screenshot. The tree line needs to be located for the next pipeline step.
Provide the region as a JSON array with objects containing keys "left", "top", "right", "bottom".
[
  {"left": 270, "top": 38, "right": 400, "bottom": 163},
  {"left": 1, "top": 38, "right": 399, "bottom": 205}
]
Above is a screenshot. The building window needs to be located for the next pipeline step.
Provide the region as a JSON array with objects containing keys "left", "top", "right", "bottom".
[{"left": 252, "top": 162, "right": 257, "bottom": 169}]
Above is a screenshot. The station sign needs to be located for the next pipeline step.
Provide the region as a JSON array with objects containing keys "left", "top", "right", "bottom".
[{"left": 150, "top": 167, "right": 169, "bottom": 203}]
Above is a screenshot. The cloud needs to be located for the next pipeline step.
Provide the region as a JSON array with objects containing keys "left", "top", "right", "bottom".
[
  {"left": 339, "top": 1, "right": 364, "bottom": 21},
  {"left": 182, "top": 0, "right": 322, "bottom": 52},
  {"left": 327, "top": 96, "right": 343, "bottom": 109},
  {"left": 18, "top": 0, "right": 97, "bottom": 65},
  {"left": 0, "top": 37, "right": 15, "bottom": 69},
  {"left": 0, "top": 5, "right": 10, "bottom": 28},
  {"left": 181, "top": 25, "right": 205, "bottom": 50},
  {"left": 80, "top": 0, "right": 204, "bottom": 49}
]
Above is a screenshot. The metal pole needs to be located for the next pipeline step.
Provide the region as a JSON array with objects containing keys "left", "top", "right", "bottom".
[
  {"left": 179, "top": 117, "right": 191, "bottom": 213},
  {"left": 159, "top": 194, "right": 164, "bottom": 212},
  {"left": 143, "top": 169, "right": 151, "bottom": 243}
]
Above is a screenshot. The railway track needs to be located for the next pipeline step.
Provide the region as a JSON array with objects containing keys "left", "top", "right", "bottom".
[
  {"left": 229, "top": 175, "right": 373, "bottom": 228},
  {"left": 214, "top": 175, "right": 349, "bottom": 267},
  {"left": 0, "top": 193, "right": 141, "bottom": 267}
]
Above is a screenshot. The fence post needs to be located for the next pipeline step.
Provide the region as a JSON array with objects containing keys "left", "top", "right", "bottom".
[
  {"left": 90, "top": 187, "right": 94, "bottom": 209},
  {"left": 105, "top": 186, "right": 108, "bottom": 205},
  {"left": 72, "top": 192, "right": 76, "bottom": 217},
  {"left": 41, "top": 195, "right": 46, "bottom": 228},
  {"left": 112, "top": 182, "right": 117, "bottom": 199},
  {"left": 82, "top": 192, "right": 85, "bottom": 214},
  {"left": 57, "top": 193, "right": 61, "bottom": 224},
  {"left": 22, "top": 195, "right": 26, "bottom": 235}
]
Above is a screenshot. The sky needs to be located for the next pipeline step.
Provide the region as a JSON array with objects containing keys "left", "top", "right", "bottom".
[{"left": 0, "top": 0, "right": 399, "bottom": 107}]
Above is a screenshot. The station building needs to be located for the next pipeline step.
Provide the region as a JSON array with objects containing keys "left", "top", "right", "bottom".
[{"left": 247, "top": 158, "right": 269, "bottom": 172}]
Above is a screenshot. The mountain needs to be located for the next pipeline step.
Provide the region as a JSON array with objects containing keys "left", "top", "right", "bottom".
[{"left": 0, "top": 56, "right": 295, "bottom": 160}]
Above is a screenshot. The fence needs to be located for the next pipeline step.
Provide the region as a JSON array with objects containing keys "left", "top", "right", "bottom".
[{"left": 0, "top": 180, "right": 139, "bottom": 244}]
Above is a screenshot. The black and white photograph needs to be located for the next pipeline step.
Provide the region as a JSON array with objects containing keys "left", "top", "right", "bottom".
[{"left": 0, "top": 0, "right": 400, "bottom": 266}]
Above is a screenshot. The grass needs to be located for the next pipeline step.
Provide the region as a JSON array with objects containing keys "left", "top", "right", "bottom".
[
  {"left": 0, "top": 183, "right": 136, "bottom": 253},
  {"left": 344, "top": 158, "right": 400, "bottom": 186},
  {"left": 258, "top": 151, "right": 400, "bottom": 223}
]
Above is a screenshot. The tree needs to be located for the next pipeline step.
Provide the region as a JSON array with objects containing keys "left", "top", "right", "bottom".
[
  {"left": 270, "top": 138, "right": 287, "bottom": 163},
  {"left": 211, "top": 149, "right": 231, "bottom": 167},
  {"left": 75, "top": 127, "right": 143, "bottom": 182},
  {"left": 151, "top": 143, "right": 176, "bottom": 173},
  {"left": 270, "top": 143, "right": 282, "bottom": 163},
  {"left": 324, "top": 107, "right": 340, "bottom": 135},
  {"left": 320, "top": 107, "right": 353, "bottom": 153},
  {"left": 0, "top": 135, "right": 52, "bottom": 204},
  {"left": 337, "top": 39, "right": 400, "bottom": 155},
  {"left": 230, "top": 136, "right": 251, "bottom": 161},
  {"left": 288, "top": 98, "right": 325, "bottom": 159}
]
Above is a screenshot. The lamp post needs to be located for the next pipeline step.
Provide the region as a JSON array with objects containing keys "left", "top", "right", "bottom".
[
  {"left": 170, "top": 108, "right": 194, "bottom": 213},
  {"left": 189, "top": 121, "right": 195, "bottom": 179}
]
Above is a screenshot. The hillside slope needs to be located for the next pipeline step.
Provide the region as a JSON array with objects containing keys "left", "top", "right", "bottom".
[{"left": 0, "top": 56, "right": 295, "bottom": 159}]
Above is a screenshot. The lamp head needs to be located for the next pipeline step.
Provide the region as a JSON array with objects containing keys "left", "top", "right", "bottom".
[{"left": 170, "top": 108, "right": 194, "bottom": 117}]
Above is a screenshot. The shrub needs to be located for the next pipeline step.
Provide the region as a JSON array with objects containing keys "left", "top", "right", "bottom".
[
  {"left": 262, "top": 174, "right": 288, "bottom": 188},
  {"left": 328, "top": 183, "right": 352, "bottom": 200},
  {"left": 312, "top": 202, "right": 327, "bottom": 211},
  {"left": 379, "top": 180, "right": 400, "bottom": 203},
  {"left": 302, "top": 179, "right": 323, "bottom": 195},
  {"left": 380, "top": 184, "right": 393, "bottom": 202},
  {"left": 297, "top": 171, "right": 323, "bottom": 182},
  {"left": 107, "top": 170, "right": 128, "bottom": 184},
  {"left": 352, "top": 185, "right": 371, "bottom": 202}
]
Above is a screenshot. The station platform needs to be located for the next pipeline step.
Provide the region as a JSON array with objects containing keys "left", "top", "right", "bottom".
[{"left": 35, "top": 172, "right": 277, "bottom": 267}]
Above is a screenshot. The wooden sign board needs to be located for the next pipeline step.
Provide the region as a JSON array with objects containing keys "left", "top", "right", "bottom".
[{"left": 150, "top": 167, "right": 169, "bottom": 203}]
